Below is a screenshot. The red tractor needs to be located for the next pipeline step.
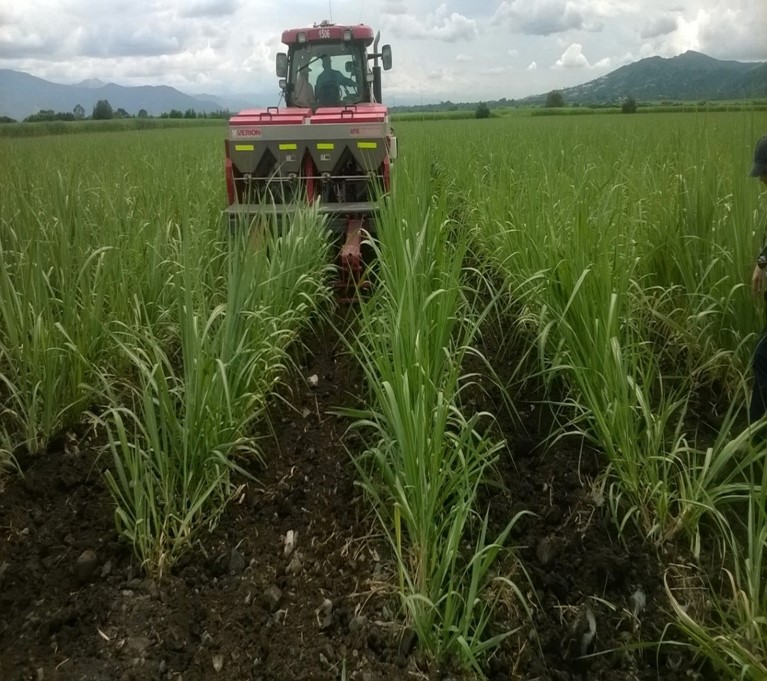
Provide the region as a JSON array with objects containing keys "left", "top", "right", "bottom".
[{"left": 224, "top": 21, "right": 396, "bottom": 294}]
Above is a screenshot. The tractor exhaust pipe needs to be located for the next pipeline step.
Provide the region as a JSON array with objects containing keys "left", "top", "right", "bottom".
[{"left": 372, "top": 32, "right": 382, "bottom": 103}]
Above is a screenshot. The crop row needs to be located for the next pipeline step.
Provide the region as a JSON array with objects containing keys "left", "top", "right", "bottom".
[{"left": 0, "top": 129, "right": 332, "bottom": 576}]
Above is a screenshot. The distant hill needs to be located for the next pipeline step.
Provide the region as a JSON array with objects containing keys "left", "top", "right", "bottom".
[
  {"left": 77, "top": 78, "right": 107, "bottom": 89},
  {"left": 526, "top": 51, "right": 767, "bottom": 105},
  {"left": 0, "top": 70, "right": 257, "bottom": 120}
]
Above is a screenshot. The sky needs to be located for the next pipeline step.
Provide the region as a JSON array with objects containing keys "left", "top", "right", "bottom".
[{"left": 0, "top": 0, "right": 765, "bottom": 105}]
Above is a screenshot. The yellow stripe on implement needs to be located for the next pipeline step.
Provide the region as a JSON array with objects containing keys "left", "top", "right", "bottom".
[
  {"left": 235, "top": 144, "right": 254, "bottom": 151},
  {"left": 357, "top": 142, "right": 378, "bottom": 149},
  {"left": 316, "top": 143, "right": 334, "bottom": 150},
  {"left": 279, "top": 143, "right": 298, "bottom": 150}
]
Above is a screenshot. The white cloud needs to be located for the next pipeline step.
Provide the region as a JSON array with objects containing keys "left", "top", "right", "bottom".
[
  {"left": 634, "top": 3, "right": 767, "bottom": 62},
  {"left": 508, "top": 49, "right": 519, "bottom": 57},
  {"left": 697, "top": 5, "right": 767, "bottom": 60},
  {"left": 79, "top": 26, "right": 185, "bottom": 58},
  {"left": 455, "top": 53, "right": 473, "bottom": 62},
  {"left": 0, "top": 5, "right": 21, "bottom": 26},
  {"left": 384, "top": 5, "right": 477, "bottom": 43},
  {"left": 0, "top": 27, "right": 54, "bottom": 58},
  {"left": 493, "top": 0, "right": 585, "bottom": 35},
  {"left": 640, "top": 14, "right": 678, "bottom": 39},
  {"left": 431, "top": 10, "right": 478, "bottom": 42},
  {"left": 481, "top": 66, "right": 512, "bottom": 75},
  {"left": 180, "top": 0, "right": 240, "bottom": 19},
  {"left": 382, "top": 0, "right": 408, "bottom": 16},
  {"left": 379, "top": 14, "right": 420, "bottom": 39},
  {"left": 652, "top": 11, "right": 701, "bottom": 56},
  {"left": 527, "top": 61, "right": 538, "bottom": 70},
  {"left": 555, "top": 43, "right": 590, "bottom": 68}
]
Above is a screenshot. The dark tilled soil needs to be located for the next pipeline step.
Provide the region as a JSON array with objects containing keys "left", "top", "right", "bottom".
[
  {"left": 487, "top": 439, "right": 688, "bottom": 681},
  {"left": 0, "top": 320, "right": 705, "bottom": 681},
  {"left": 465, "top": 334, "right": 705, "bottom": 681}
]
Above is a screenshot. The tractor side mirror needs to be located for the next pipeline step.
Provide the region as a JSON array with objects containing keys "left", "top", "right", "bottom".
[
  {"left": 381, "top": 45, "right": 392, "bottom": 70},
  {"left": 276, "top": 53, "right": 288, "bottom": 78},
  {"left": 344, "top": 61, "right": 353, "bottom": 73}
]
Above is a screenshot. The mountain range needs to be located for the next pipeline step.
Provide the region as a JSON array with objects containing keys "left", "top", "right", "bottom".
[
  {"left": 526, "top": 50, "right": 767, "bottom": 105},
  {"left": 0, "top": 70, "right": 257, "bottom": 121},
  {"left": 1, "top": 51, "right": 765, "bottom": 121}
]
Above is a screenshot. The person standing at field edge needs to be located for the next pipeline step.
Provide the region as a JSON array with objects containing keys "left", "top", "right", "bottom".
[{"left": 747, "top": 134, "right": 767, "bottom": 435}]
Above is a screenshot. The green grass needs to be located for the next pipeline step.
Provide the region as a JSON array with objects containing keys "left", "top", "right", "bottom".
[
  {"left": 4, "top": 111, "right": 767, "bottom": 675},
  {"left": 0, "top": 117, "right": 227, "bottom": 138},
  {"left": 0, "top": 128, "right": 224, "bottom": 455}
]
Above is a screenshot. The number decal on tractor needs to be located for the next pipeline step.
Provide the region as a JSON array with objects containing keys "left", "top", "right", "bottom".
[{"left": 319, "top": 28, "right": 331, "bottom": 39}]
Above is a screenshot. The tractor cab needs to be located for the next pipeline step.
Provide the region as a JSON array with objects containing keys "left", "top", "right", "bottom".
[{"left": 276, "top": 21, "right": 392, "bottom": 109}]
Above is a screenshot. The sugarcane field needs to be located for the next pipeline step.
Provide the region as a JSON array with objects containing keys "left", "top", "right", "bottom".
[{"left": 1, "top": 103, "right": 767, "bottom": 681}]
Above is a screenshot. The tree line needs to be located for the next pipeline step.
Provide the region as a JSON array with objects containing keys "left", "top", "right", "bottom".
[
  {"left": 392, "top": 91, "right": 642, "bottom": 115},
  {"left": 3, "top": 100, "right": 232, "bottom": 124},
  {"left": 6, "top": 93, "right": 649, "bottom": 125}
]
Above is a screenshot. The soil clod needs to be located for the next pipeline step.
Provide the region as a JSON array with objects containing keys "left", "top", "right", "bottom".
[
  {"left": 349, "top": 614, "right": 367, "bottom": 634},
  {"left": 228, "top": 548, "right": 245, "bottom": 575},
  {"left": 398, "top": 626, "right": 417, "bottom": 658},
  {"left": 262, "top": 585, "right": 282, "bottom": 613},
  {"left": 74, "top": 549, "right": 98, "bottom": 584}
]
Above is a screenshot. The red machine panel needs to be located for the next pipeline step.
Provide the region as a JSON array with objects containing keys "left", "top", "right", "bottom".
[{"left": 282, "top": 24, "right": 374, "bottom": 45}]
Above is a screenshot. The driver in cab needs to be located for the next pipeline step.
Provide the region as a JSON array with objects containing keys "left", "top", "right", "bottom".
[{"left": 315, "top": 55, "right": 357, "bottom": 106}]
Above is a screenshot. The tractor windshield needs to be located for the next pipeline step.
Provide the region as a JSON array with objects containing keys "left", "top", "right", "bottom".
[{"left": 289, "top": 42, "right": 367, "bottom": 108}]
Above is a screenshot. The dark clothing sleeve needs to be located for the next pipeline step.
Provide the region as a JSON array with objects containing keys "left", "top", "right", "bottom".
[
  {"left": 758, "top": 216, "right": 767, "bottom": 268},
  {"left": 759, "top": 228, "right": 767, "bottom": 311},
  {"left": 317, "top": 70, "right": 355, "bottom": 89},
  {"left": 759, "top": 240, "right": 767, "bottom": 269}
]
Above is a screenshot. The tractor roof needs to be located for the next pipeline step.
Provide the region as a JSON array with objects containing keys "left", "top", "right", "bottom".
[{"left": 281, "top": 22, "right": 375, "bottom": 46}]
